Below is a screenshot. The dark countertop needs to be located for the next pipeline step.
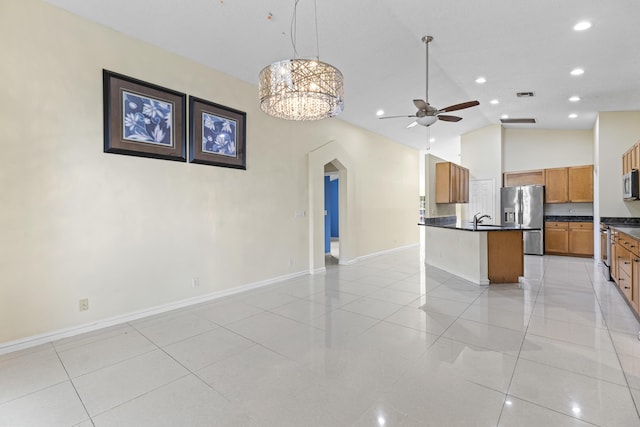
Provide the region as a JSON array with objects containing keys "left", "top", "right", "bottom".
[
  {"left": 419, "top": 222, "right": 541, "bottom": 232},
  {"left": 545, "top": 216, "right": 594, "bottom": 222},
  {"left": 601, "top": 217, "right": 640, "bottom": 227}
]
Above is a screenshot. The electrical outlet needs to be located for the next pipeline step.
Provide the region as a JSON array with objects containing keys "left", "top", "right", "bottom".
[
  {"left": 79, "top": 298, "right": 89, "bottom": 311},
  {"left": 192, "top": 278, "right": 200, "bottom": 288}
]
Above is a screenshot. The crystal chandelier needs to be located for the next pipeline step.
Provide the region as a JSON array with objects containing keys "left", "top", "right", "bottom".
[{"left": 258, "top": 0, "right": 344, "bottom": 121}]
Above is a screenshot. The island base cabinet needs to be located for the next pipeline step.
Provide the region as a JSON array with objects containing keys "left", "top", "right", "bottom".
[{"left": 487, "top": 231, "right": 524, "bottom": 283}]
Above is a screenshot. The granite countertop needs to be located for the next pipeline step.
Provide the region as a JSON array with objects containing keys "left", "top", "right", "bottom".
[
  {"left": 545, "top": 215, "right": 594, "bottom": 222},
  {"left": 601, "top": 217, "right": 640, "bottom": 227},
  {"left": 418, "top": 222, "right": 541, "bottom": 232}
]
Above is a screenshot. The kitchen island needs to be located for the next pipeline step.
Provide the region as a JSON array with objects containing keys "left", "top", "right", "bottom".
[{"left": 420, "top": 221, "right": 540, "bottom": 285}]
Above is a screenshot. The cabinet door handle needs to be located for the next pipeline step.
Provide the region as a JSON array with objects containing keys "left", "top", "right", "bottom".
[
  {"left": 625, "top": 261, "right": 631, "bottom": 264},
  {"left": 625, "top": 286, "right": 631, "bottom": 290}
]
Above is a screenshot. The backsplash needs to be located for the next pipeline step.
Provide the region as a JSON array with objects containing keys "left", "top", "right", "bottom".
[{"left": 544, "top": 202, "right": 594, "bottom": 216}]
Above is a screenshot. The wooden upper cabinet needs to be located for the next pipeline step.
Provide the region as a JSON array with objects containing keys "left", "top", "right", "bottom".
[
  {"left": 544, "top": 168, "right": 569, "bottom": 203},
  {"left": 544, "top": 165, "right": 593, "bottom": 203},
  {"left": 436, "top": 161, "right": 469, "bottom": 204},
  {"left": 568, "top": 165, "right": 594, "bottom": 202},
  {"left": 503, "top": 169, "right": 544, "bottom": 187}
]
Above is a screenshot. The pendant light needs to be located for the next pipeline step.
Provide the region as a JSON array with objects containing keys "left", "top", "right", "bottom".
[{"left": 258, "top": 0, "right": 344, "bottom": 121}]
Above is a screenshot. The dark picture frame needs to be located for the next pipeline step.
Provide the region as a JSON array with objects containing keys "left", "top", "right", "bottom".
[
  {"left": 103, "top": 70, "right": 186, "bottom": 162},
  {"left": 189, "top": 96, "right": 246, "bottom": 170}
]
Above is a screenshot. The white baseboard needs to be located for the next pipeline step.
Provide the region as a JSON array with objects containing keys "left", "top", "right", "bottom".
[
  {"left": 357, "top": 243, "right": 419, "bottom": 261},
  {"left": 0, "top": 270, "right": 309, "bottom": 356},
  {"left": 311, "top": 267, "right": 327, "bottom": 275}
]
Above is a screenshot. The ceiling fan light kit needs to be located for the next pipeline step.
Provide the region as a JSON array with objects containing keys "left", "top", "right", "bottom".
[
  {"left": 258, "top": 0, "right": 343, "bottom": 121},
  {"left": 379, "top": 35, "right": 479, "bottom": 128}
]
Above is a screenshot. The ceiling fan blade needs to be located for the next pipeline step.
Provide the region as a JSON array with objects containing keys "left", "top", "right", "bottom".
[
  {"left": 438, "top": 115, "right": 463, "bottom": 122},
  {"left": 413, "top": 99, "right": 429, "bottom": 110},
  {"left": 406, "top": 121, "right": 418, "bottom": 128},
  {"left": 379, "top": 115, "right": 418, "bottom": 119},
  {"left": 439, "top": 100, "right": 480, "bottom": 113}
]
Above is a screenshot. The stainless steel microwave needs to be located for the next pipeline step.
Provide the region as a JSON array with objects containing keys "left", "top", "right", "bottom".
[{"left": 623, "top": 169, "right": 639, "bottom": 200}]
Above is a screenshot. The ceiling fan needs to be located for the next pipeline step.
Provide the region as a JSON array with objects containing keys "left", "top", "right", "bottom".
[{"left": 379, "top": 35, "right": 479, "bottom": 128}]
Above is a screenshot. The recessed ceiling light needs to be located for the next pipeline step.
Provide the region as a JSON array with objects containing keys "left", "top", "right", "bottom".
[
  {"left": 475, "top": 77, "right": 486, "bottom": 84},
  {"left": 571, "top": 68, "right": 585, "bottom": 76},
  {"left": 490, "top": 99, "right": 499, "bottom": 105},
  {"left": 569, "top": 113, "right": 578, "bottom": 119},
  {"left": 501, "top": 114, "right": 509, "bottom": 119},
  {"left": 569, "top": 96, "right": 581, "bottom": 102},
  {"left": 376, "top": 109, "right": 384, "bottom": 116},
  {"left": 429, "top": 138, "right": 435, "bottom": 143},
  {"left": 574, "top": 21, "right": 592, "bottom": 31}
]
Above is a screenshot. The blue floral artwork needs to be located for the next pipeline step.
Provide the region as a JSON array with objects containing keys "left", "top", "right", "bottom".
[
  {"left": 122, "top": 91, "right": 173, "bottom": 147},
  {"left": 202, "top": 112, "right": 237, "bottom": 157}
]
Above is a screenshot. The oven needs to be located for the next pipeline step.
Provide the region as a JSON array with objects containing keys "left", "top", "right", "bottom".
[{"left": 600, "top": 223, "right": 611, "bottom": 280}]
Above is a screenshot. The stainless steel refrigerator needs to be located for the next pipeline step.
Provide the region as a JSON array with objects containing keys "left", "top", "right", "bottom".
[{"left": 500, "top": 185, "right": 544, "bottom": 255}]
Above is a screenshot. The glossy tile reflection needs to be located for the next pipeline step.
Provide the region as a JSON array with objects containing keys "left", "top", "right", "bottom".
[{"left": 1, "top": 248, "right": 639, "bottom": 426}]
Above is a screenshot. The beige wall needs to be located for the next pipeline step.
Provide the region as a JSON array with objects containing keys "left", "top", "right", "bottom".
[
  {"left": 0, "top": 0, "right": 419, "bottom": 346},
  {"left": 596, "top": 111, "right": 640, "bottom": 218},
  {"left": 460, "top": 125, "right": 503, "bottom": 222},
  {"left": 503, "top": 129, "right": 593, "bottom": 171}
]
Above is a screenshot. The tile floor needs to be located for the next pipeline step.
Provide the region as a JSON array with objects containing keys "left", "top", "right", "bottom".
[{"left": 1, "top": 247, "right": 640, "bottom": 426}]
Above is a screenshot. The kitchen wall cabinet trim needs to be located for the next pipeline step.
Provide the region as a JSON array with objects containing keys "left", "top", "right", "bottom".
[{"left": 503, "top": 169, "right": 544, "bottom": 187}]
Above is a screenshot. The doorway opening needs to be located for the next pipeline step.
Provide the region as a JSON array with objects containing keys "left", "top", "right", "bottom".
[{"left": 324, "top": 163, "right": 340, "bottom": 265}]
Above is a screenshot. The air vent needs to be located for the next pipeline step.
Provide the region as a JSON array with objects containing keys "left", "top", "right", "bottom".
[
  {"left": 516, "top": 92, "right": 535, "bottom": 98},
  {"left": 501, "top": 118, "right": 537, "bottom": 124}
]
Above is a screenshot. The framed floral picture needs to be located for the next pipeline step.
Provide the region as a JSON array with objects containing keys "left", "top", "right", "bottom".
[
  {"left": 189, "top": 96, "right": 246, "bottom": 170},
  {"left": 103, "top": 70, "right": 186, "bottom": 162}
]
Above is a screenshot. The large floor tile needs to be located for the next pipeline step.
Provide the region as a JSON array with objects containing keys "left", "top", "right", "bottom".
[
  {"left": 238, "top": 289, "right": 300, "bottom": 310},
  {"left": 527, "top": 314, "right": 614, "bottom": 350},
  {"left": 92, "top": 375, "right": 252, "bottom": 427},
  {"left": 442, "top": 318, "right": 525, "bottom": 356},
  {"left": 269, "top": 298, "right": 331, "bottom": 324},
  {"left": 413, "top": 295, "right": 472, "bottom": 317},
  {"left": 227, "top": 310, "right": 320, "bottom": 343},
  {"left": 53, "top": 324, "right": 136, "bottom": 353},
  {"left": 385, "top": 370, "right": 505, "bottom": 426},
  {"left": 415, "top": 336, "right": 518, "bottom": 393},
  {"left": 196, "top": 345, "right": 318, "bottom": 403},
  {"left": 57, "top": 329, "right": 156, "bottom": 378},
  {"left": 0, "top": 382, "right": 88, "bottom": 427},
  {"left": 384, "top": 306, "right": 456, "bottom": 335},
  {"left": 163, "top": 327, "right": 255, "bottom": 371},
  {"left": 305, "top": 289, "right": 361, "bottom": 309},
  {"left": 351, "top": 321, "right": 439, "bottom": 360},
  {"left": 498, "top": 396, "right": 597, "bottom": 426},
  {"left": 132, "top": 312, "right": 218, "bottom": 347},
  {"left": 368, "top": 287, "right": 422, "bottom": 305},
  {"left": 460, "top": 304, "right": 531, "bottom": 332},
  {"left": 519, "top": 334, "right": 626, "bottom": 385},
  {"left": 618, "top": 352, "right": 640, "bottom": 390},
  {"left": 509, "top": 358, "right": 640, "bottom": 426},
  {"left": 190, "top": 299, "right": 263, "bottom": 325},
  {"left": 340, "top": 296, "right": 404, "bottom": 320},
  {"left": 72, "top": 349, "right": 188, "bottom": 416},
  {"left": 610, "top": 330, "right": 640, "bottom": 358},
  {"left": 0, "top": 345, "right": 68, "bottom": 404}
]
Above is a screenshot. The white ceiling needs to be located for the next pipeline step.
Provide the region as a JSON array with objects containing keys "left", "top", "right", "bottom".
[{"left": 46, "top": 0, "right": 640, "bottom": 153}]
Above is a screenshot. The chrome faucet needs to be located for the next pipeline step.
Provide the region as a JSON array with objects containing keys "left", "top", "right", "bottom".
[{"left": 473, "top": 213, "right": 491, "bottom": 229}]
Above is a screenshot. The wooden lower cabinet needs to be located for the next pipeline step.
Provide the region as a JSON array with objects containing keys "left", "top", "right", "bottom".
[
  {"left": 568, "top": 222, "right": 594, "bottom": 256},
  {"left": 545, "top": 221, "right": 592, "bottom": 257},
  {"left": 612, "top": 228, "right": 640, "bottom": 317},
  {"left": 545, "top": 223, "right": 569, "bottom": 254}
]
